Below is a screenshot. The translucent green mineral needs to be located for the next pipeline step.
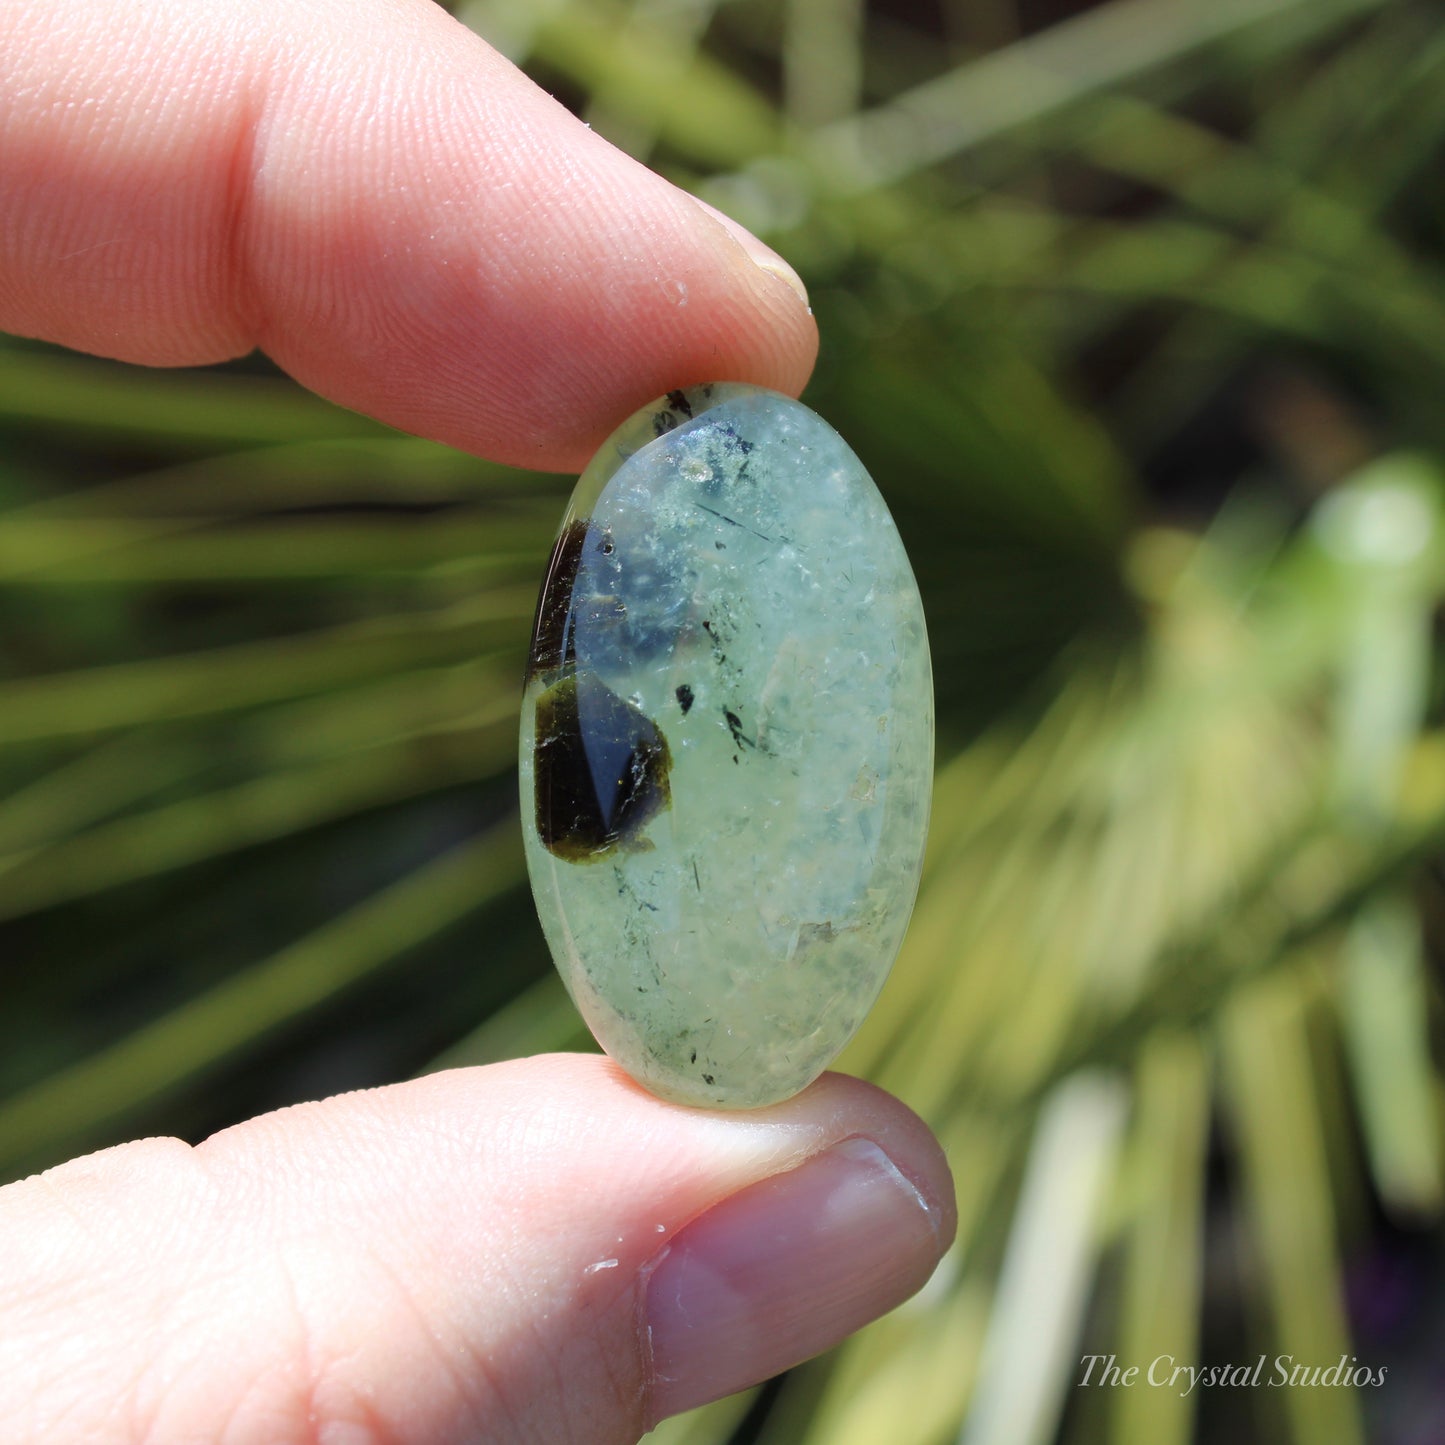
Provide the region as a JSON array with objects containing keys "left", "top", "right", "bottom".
[{"left": 520, "top": 383, "right": 933, "bottom": 1108}]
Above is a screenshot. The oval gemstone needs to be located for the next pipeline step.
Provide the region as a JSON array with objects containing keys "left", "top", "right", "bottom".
[{"left": 519, "top": 383, "right": 933, "bottom": 1108}]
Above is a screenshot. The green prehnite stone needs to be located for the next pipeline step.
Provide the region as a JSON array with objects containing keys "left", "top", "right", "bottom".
[{"left": 520, "top": 383, "right": 933, "bottom": 1108}]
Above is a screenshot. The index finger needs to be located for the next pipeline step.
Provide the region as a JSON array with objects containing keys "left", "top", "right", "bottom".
[{"left": 0, "top": 0, "right": 817, "bottom": 471}]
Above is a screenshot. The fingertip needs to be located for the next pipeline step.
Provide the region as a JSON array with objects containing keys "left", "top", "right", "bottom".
[
  {"left": 360, "top": 1060, "right": 956, "bottom": 1428},
  {"left": 0, "top": 0, "right": 819, "bottom": 471},
  {"left": 690, "top": 197, "right": 812, "bottom": 313},
  {"left": 642, "top": 1130, "right": 950, "bottom": 1422},
  {"left": 238, "top": 3, "right": 821, "bottom": 470},
  {"left": 795, "top": 1071, "right": 958, "bottom": 1248}
]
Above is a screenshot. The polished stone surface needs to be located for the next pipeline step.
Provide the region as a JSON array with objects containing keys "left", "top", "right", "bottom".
[{"left": 520, "top": 383, "right": 933, "bottom": 1108}]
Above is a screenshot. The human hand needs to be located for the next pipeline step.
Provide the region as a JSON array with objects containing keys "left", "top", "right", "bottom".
[
  {"left": 4, "top": 1057, "right": 952, "bottom": 1443},
  {"left": 1, "top": 4, "right": 952, "bottom": 1442},
  {"left": 0, "top": 0, "right": 816, "bottom": 471}
]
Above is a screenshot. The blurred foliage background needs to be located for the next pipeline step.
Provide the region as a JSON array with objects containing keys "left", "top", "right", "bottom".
[{"left": 4, "top": 0, "right": 1445, "bottom": 1440}]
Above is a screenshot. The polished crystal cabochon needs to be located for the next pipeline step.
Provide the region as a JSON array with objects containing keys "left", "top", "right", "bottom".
[{"left": 520, "top": 383, "right": 933, "bottom": 1108}]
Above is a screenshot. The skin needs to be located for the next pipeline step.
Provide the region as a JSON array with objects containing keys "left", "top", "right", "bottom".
[
  {"left": 0, "top": 3, "right": 955, "bottom": 1443},
  {"left": 0, "top": 0, "right": 816, "bottom": 469}
]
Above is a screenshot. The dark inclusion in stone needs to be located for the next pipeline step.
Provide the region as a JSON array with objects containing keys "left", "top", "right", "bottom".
[
  {"left": 527, "top": 514, "right": 673, "bottom": 861},
  {"left": 527, "top": 520, "right": 590, "bottom": 679},
  {"left": 534, "top": 670, "right": 673, "bottom": 863},
  {"left": 651, "top": 383, "right": 714, "bottom": 438}
]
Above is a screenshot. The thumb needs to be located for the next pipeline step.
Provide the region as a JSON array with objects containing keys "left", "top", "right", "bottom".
[{"left": 3, "top": 1055, "right": 954, "bottom": 1445}]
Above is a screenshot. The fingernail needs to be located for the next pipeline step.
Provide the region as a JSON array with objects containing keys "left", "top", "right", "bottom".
[
  {"left": 644, "top": 1137, "right": 944, "bottom": 1421},
  {"left": 693, "top": 197, "right": 811, "bottom": 310}
]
